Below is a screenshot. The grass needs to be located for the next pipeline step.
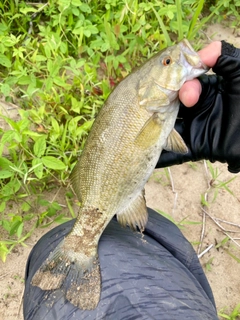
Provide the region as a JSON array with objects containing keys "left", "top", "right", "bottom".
[{"left": 219, "top": 304, "right": 240, "bottom": 320}]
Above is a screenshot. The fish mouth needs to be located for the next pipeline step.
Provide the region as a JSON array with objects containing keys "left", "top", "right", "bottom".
[
  {"left": 194, "top": 58, "right": 209, "bottom": 72},
  {"left": 183, "top": 50, "right": 209, "bottom": 72},
  {"left": 180, "top": 39, "right": 210, "bottom": 73},
  {"left": 195, "top": 60, "right": 209, "bottom": 75}
]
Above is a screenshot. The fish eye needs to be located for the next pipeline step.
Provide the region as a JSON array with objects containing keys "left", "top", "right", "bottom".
[{"left": 162, "top": 56, "right": 172, "bottom": 66}]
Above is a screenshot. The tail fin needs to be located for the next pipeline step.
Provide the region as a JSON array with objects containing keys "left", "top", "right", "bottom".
[{"left": 31, "top": 238, "right": 101, "bottom": 310}]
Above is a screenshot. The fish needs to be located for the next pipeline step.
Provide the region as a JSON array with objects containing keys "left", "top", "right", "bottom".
[{"left": 31, "top": 39, "right": 208, "bottom": 310}]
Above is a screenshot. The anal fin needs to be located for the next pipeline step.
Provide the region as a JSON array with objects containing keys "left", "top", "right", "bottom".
[{"left": 117, "top": 190, "right": 148, "bottom": 231}]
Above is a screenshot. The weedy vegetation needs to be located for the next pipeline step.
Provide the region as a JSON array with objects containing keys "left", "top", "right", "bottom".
[
  {"left": 200, "top": 161, "right": 240, "bottom": 261},
  {"left": 204, "top": 256, "right": 214, "bottom": 271},
  {"left": 219, "top": 303, "right": 240, "bottom": 320},
  {"left": 0, "top": 0, "right": 240, "bottom": 262}
]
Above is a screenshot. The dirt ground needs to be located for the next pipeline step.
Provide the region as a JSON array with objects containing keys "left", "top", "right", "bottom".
[{"left": 1, "top": 23, "right": 240, "bottom": 320}]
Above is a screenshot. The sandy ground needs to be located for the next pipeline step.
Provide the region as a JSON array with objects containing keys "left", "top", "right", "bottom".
[{"left": 1, "top": 23, "right": 240, "bottom": 320}]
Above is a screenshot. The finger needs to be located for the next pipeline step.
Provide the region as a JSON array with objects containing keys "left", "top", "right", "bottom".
[
  {"left": 198, "top": 41, "right": 222, "bottom": 67},
  {"left": 179, "top": 41, "right": 222, "bottom": 108},
  {"left": 179, "top": 79, "right": 202, "bottom": 107}
]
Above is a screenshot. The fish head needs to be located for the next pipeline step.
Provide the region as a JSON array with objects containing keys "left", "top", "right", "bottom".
[
  {"left": 139, "top": 39, "right": 209, "bottom": 110},
  {"left": 154, "top": 39, "right": 209, "bottom": 91}
]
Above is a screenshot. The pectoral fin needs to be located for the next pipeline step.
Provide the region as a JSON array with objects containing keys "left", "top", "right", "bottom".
[
  {"left": 117, "top": 190, "right": 148, "bottom": 231},
  {"left": 135, "top": 114, "right": 162, "bottom": 150},
  {"left": 164, "top": 129, "right": 188, "bottom": 154},
  {"left": 138, "top": 80, "right": 169, "bottom": 108}
]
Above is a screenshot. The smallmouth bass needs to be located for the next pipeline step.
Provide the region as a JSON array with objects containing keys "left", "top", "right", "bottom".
[{"left": 32, "top": 39, "right": 208, "bottom": 310}]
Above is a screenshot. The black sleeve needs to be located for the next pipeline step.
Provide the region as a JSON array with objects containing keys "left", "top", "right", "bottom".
[
  {"left": 157, "top": 41, "right": 240, "bottom": 173},
  {"left": 23, "top": 209, "right": 218, "bottom": 320}
]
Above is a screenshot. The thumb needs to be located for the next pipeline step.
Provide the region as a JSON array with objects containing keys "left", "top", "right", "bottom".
[
  {"left": 179, "top": 41, "right": 221, "bottom": 108},
  {"left": 179, "top": 79, "right": 202, "bottom": 107}
]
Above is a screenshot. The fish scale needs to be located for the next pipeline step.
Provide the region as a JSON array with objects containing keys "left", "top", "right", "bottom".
[{"left": 32, "top": 39, "right": 208, "bottom": 311}]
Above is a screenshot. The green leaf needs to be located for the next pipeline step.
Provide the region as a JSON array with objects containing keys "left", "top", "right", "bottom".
[
  {"left": 54, "top": 214, "right": 71, "bottom": 224},
  {"left": 35, "top": 55, "right": 47, "bottom": 62},
  {"left": 187, "top": 0, "right": 204, "bottom": 39},
  {"left": 156, "top": 209, "right": 178, "bottom": 225},
  {"left": 0, "top": 179, "right": 21, "bottom": 197},
  {"left": 79, "top": 119, "right": 94, "bottom": 132},
  {"left": 2, "top": 220, "right": 10, "bottom": 232},
  {"left": 225, "top": 250, "right": 240, "bottom": 263},
  {"left": 20, "top": 7, "right": 37, "bottom": 14},
  {"left": 0, "top": 243, "right": 10, "bottom": 262},
  {"left": 83, "top": 29, "right": 91, "bottom": 37},
  {"left": 101, "top": 42, "right": 110, "bottom": 52},
  {"left": 34, "top": 136, "right": 46, "bottom": 157},
  {"left": 0, "top": 157, "right": 13, "bottom": 170},
  {"left": 70, "top": 97, "right": 83, "bottom": 113},
  {"left": 16, "top": 222, "right": 23, "bottom": 238},
  {"left": 51, "top": 117, "right": 60, "bottom": 134},
  {"left": 21, "top": 202, "right": 31, "bottom": 212},
  {"left": 23, "top": 213, "right": 34, "bottom": 221},
  {"left": 32, "top": 158, "right": 43, "bottom": 179},
  {"left": 132, "top": 22, "right": 141, "bottom": 32},
  {"left": 175, "top": 0, "right": 183, "bottom": 40},
  {"left": 72, "top": 26, "right": 84, "bottom": 35},
  {"left": 86, "top": 25, "right": 98, "bottom": 35},
  {"left": 45, "top": 78, "right": 53, "bottom": 91},
  {"left": 17, "top": 75, "right": 33, "bottom": 85},
  {"left": 1, "top": 83, "right": 11, "bottom": 96},
  {"left": 42, "top": 156, "right": 66, "bottom": 170},
  {"left": 151, "top": 5, "right": 171, "bottom": 46},
  {"left": 71, "top": 6, "right": 80, "bottom": 16},
  {"left": 215, "top": 236, "right": 229, "bottom": 249},
  {"left": 2, "top": 115, "right": 21, "bottom": 130},
  {"left": 71, "top": 0, "right": 82, "bottom": 6},
  {"left": 22, "top": 130, "right": 44, "bottom": 137},
  {"left": 53, "top": 77, "right": 70, "bottom": 88},
  {"left": 0, "top": 131, "right": 17, "bottom": 145},
  {"left": 0, "top": 201, "right": 6, "bottom": 213},
  {"left": 10, "top": 219, "right": 22, "bottom": 236},
  {"left": 0, "top": 53, "right": 11, "bottom": 68},
  {"left": 0, "top": 170, "right": 14, "bottom": 179},
  {"left": 79, "top": 3, "right": 91, "bottom": 13}
]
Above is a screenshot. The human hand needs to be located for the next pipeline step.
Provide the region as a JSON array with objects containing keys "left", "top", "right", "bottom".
[
  {"left": 179, "top": 41, "right": 221, "bottom": 107},
  {"left": 157, "top": 40, "right": 240, "bottom": 173}
]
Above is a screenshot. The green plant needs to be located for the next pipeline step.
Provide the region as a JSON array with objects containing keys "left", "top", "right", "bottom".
[
  {"left": 215, "top": 236, "right": 230, "bottom": 249},
  {"left": 0, "top": 193, "right": 74, "bottom": 262},
  {"left": 207, "top": 0, "right": 240, "bottom": 28},
  {"left": 204, "top": 256, "right": 214, "bottom": 271},
  {"left": 149, "top": 169, "right": 171, "bottom": 186},
  {"left": 156, "top": 209, "right": 202, "bottom": 229},
  {"left": 201, "top": 161, "right": 236, "bottom": 205},
  {"left": 219, "top": 303, "right": 240, "bottom": 320},
  {"left": 216, "top": 237, "right": 240, "bottom": 264}
]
